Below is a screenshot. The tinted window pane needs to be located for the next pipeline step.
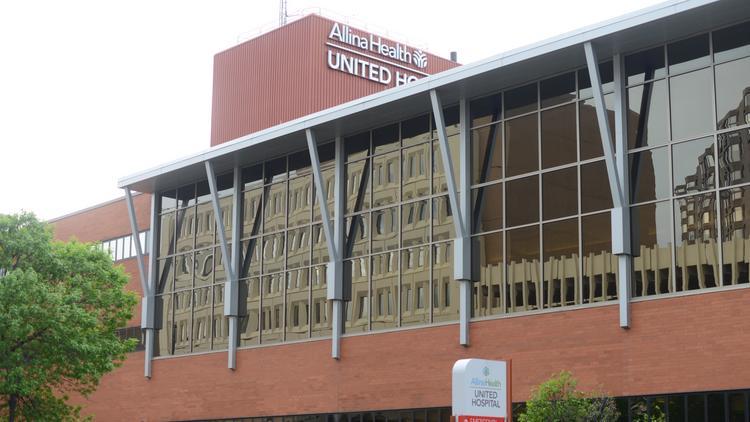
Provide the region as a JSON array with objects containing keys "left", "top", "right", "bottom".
[
  {"left": 627, "top": 80, "right": 668, "bottom": 149},
  {"left": 506, "top": 225, "right": 540, "bottom": 312},
  {"left": 505, "top": 83, "right": 537, "bottom": 117},
  {"left": 543, "top": 167, "right": 577, "bottom": 220},
  {"left": 506, "top": 176, "right": 539, "bottom": 227},
  {"left": 372, "top": 151, "right": 400, "bottom": 207},
  {"left": 668, "top": 395, "right": 686, "bottom": 422},
  {"left": 472, "top": 183, "right": 503, "bottom": 234},
  {"left": 345, "top": 132, "right": 370, "bottom": 161},
  {"left": 540, "top": 72, "right": 575, "bottom": 108},
  {"left": 402, "top": 114, "right": 431, "bottom": 146},
  {"left": 402, "top": 143, "right": 431, "bottom": 200},
  {"left": 720, "top": 186, "right": 750, "bottom": 286},
  {"left": 288, "top": 150, "right": 312, "bottom": 178},
  {"left": 154, "top": 294, "right": 173, "bottom": 356},
  {"left": 631, "top": 201, "right": 673, "bottom": 297},
  {"left": 193, "top": 247, "right": 214, "bottom": 287},
  {"left": 542, "top": 218, "right": 578, "bottom": 308},
  {"left": 261, "top": 274, "right": 284, "bottom": 343},
  {"left": 159, "top": 212, "right": 175, "bottom": 257},
  {"left": 674, "top": 193, "right": 718, "bottom": 292},
  {"left": 625, "top": 46, "right": 666, "bottom": 85},
  {"left": 630, "top": 147, "right": 670, "bottom": 203},
  {"left": 728, "top": 392, "right": 746, "bottom": 421},
  {"left": 263, "top": 182, "right": 286, "bottom": 232},
  {"left": 581, "top": 160, "right": 613, "bottom": 213},
  {"left": 310, "top": 266, "right": 330, "bottom": 338},
  {"left": 472, "top": 232, "right": 503, "bottom": 316},
  {"left": 670, "top": 68, "right": 714, "bottom": 140},
  {"left": 177, "top": 184, "right": 195, "bottom": 208},
  {"left": 288, "top": 176, "right": 312, "bottom": 227},
  {"left": 345, "top": 214, "right": 368, "bottom": 258},
  {"left": 371, "top": 253, "right": 398, "bottom": 330},
  {"left": 472, "top": 124, "right": 503, "bottom": 184},
  {"left": 160, "top": 190, "right": 177, "bottom": 212},
  {"left": 286, "top": 226, "right": 310, "bottom": 269},
  {"left": 402, "top": 200, "right": 430, "bottom": 246},
  {"left": 262, "top": 233, "right": 285, "bottom": 274},
  {"left": 431, "top": 106, "right": 460, "bottom": 138},
  {"left": 286, "top": 268, "right": 310, "bottom": 340},
  {"left": 372, "top": 123, "right": 399, "bottom": 154},
  {"left": 157, "top": 257, "right": 174, "bottom": 294},
  {"left": 239, "top": 278, "right": 261, "bottom": 346},
  {"left": 687, "top": 394, "right": 705, "bottom": 422},
  {"left": 432, "top": 242, "right": 457, "bottom": 322},
  {"left": 505, "top": 114, "right": 538, "bottom": 176},
  {"left": 582, "top": 212, "right": 616, "bottom": 303},
  {"left": 668, "top": 33, "right": 710, "bottom": 73},
  {"left": 241, "top": 238, "right": 261, "bottom": 277},
  {"left": 433, "top": 196, "right": 454, "bottom": 242},
  {"left": 433, "top": 136, "right": 460, "bottom": 194},
  {"left": 265, "top": 157, "right": 287, "bottom": 183},
  {"left": 578, "top": 61, "right": 614, "bottom": 98},
  {"left": 346, "top": 159, "right": 370, "bottom": 213},
  {"left": 580, "top": 94, "right": 615, "bottom": 159},
  {"left": 174, "top": 253, "right": 193, "bottom": 291},
  {"left": 713, "top": 20, "right": 750, "bottom": 62},
  {"left": 242, "top": 188, "right": 263, "bottom": 238},
  {"left": 401, "top": 246, "right": 430, "bottom": 326},
  {"left": 470, "top": 94, "right": 502, "bottom": 127},
  {"left": 242, "top": 165, "right": 263, "bottom": 190},
  {"left": 541, "top": 103, "right": 576, "bottom": 168},
  {"left": 672, "top": 137, "right": 715, "bottom": 195},
  {"left": 715, "top": 56, "right": 750, "bottom": 130},
  {"left": 192, "top": 287, "right": 212, "bottom": 352},
  {"left": 371, "top": 207, "right": 398, "bottom": 253}
]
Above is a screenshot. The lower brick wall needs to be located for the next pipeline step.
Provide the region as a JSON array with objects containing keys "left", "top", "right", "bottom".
[{"left": 79, "top": 287, "right": 750, "bottom": 421}]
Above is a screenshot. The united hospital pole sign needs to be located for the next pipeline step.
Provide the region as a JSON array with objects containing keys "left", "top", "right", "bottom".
[{"left": 452, "top": 359, "right": 512, "bottom": 422}]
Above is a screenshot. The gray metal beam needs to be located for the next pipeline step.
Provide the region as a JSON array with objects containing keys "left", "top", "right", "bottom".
[
  {"left": 583, "top": 42, "right": 625, "bottom": 209},
  {"left": 124, "top": 188, "right": 149, "bottom": 297},
  {"left": 431, "top": 89, "right": 472, "bottom": 347},
  {"left": 143, "top": 193, "right": 159, "bottom": 378},
  {"left": 306, "top": 128, "right": 344, "bottom": 359},
  {"left": 204, "top": 161, "right": 239, "bottom": 369},
  {"left": 613, "top": 53, "right": 632, "bottom": 328},
  {"left": 226, "top": 165, "right": 242, "bottom": 369}
]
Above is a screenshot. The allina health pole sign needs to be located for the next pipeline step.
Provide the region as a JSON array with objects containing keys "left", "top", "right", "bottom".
[{"left": 452, "top": 359, "right": 511, "bottom": 422}]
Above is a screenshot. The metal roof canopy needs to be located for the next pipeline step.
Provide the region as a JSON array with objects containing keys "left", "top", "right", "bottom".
[{"left": 119, "top": 0, "right": 750, "bottom": 194}]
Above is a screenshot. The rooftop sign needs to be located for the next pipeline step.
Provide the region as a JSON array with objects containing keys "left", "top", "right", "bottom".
[{"left": 326, "top": 22, "right": 429, "bottom": 87}]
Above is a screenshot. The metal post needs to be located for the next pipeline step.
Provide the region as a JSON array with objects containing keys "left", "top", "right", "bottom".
[
  {"left": 613, "top": 53, "right": 632, "bottom": 328},
  {"left": 585, "top": 42, "right": 631, "bottom": 328},
  {"left": 306, "top": 128, "right": 344, "bottom": 359},
  {"left": 227, "top": 165, "right": 242, "bottom": 368},
  {"left": 144, "top": 194, "right": 159, "bottom": 378},
  {"left": 204, "top": 161, "right": 239, "bottom": 369},
  {"left": 124, "top": 188, "right": 155, "bottom": 378},
  {"left": 431, "top": 89, "right": 472, "bottom": 346}
]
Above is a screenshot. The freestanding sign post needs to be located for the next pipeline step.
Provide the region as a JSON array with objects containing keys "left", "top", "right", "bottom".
[{"left": 452, "top": 359, "right": 512, "bottom": 422}]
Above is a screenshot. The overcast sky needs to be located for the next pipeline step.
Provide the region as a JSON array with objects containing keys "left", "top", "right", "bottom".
[{"left": 0, "top": 0, "right": 663, "bottom": 220}]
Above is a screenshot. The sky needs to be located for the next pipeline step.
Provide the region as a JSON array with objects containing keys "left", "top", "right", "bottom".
[{"left": 0, "top": 0, "right": 664, "bottom": 220}]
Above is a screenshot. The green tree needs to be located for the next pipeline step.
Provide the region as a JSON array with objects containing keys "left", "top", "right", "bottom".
[
  {"left": 519, "top": 371, "right": 620, "bottom": 422},
  {"left": 0, "top": 212, "right": 137, "bottom": 421}
]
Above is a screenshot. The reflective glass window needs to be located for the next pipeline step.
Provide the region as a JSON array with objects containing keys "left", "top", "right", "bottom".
[
  {"left": 543, "top": 167, "right": 577, "bottom": 220},
  {"left": 160, "top": 190, "right": 177, "bottom": 212},
  {"left": 264, "top": 157, "right": 287, "bottom": 183},
  {"left": 401, "top": 246, "right": 430, "bottom": 326},
  {"left": 372, "top": 151, "right": 400, "bottom": 207},
  {"left": 172, "top": 290, "right": 192, "bottom": 354},
  {"left": 471, "top": 123, "right": 503, "bottom": 184},
  {"left": 263, "top": 182, "right": 287, "bottom": 233},
  {"left": 625, "top": 46, "right": 666, "bottom": 85},
  {"left": 371, "top": 207, "right": 399, "bottom": 253},
  {"left": 402, "top": 143, "right": 431, "bottom": 200},
  {"left": 432, "top": 242, "right": 457, "bottom": 322},
  {"left": 345, "top": 159, "right": 370, "bottom": 213},
  {"left": 631, "top": 201, "right": 673, "bottom": 297},
  {"left": 540, "top": 72, "right": 575, "bottom": 108},
  {"left": 578, "top": 61, "right": 614, "bottom": 98},
  {"left": 541, "top": 103, "right": 576, "bottom": 168},
  {"left": 432, "top": 136, "right": 460, "bottom": 194},
  {"left": 505, "top": 83, "right": 537, "bottom": 117},
  {"left": 262, "top": 233, "right": 285, "bottom": 274},
  {"left": 156, "top": 257, "right": 174, "bottom": 294},
  {"left": 505, "top": 114, "right": 538, "bottom": 176},
  {"left": 196, "top": 180, "right": 211, "bottom": 205},
  {"left": 311, "top": 224, "right": 330, "bottom": 265},
  {"left": 668, "top": 33, "right": 710, "bottom": 74},
  {"left": 372, "top": 124, "right": 399, "bottom": 154},
  {"left": 581, "top": 160, "right": 613, "bottom": 213},
  {"left": 345, "top": 214, "right": 369, "bottom": 258},
  {"left": 174, "top": 253, "right": 193, "bottom": 291},
  {"left": 579, "top": 94, "right": 614, "bottom": 159},
  {"left": 313, "top": 166, "right": 335, "bottom": 222},
  {"left": 542, "top": 218, "right": 578, "bottom": 308},
  {"left": 193, "top": 203, "right": 211, "bottom": 249},
  {"left": 242, "top": 164, "right": 263, "bottom": 190},
  {"left": 193, "top": 247, "right": 214, "bottom": 287},
  {"left": 261, "top": 274, "right": 284, "bottom": 344},
  {"left": 402, "top": 200, "right": 430, "bottom": 247},
  {"left": 286, "top": 267, "right": 310, "bottom": 340},
  {"left": 506, "top": 225, "right": 540, "bottom": 312},
  {"left": 470, "top": 94, "right": 502, "bottom": 127},
  {"left": 344, "top": 258, "right": 369, "bottom": 333},
  {"left": 371, "top": 252, "right": 398, "bottom": 330},
  {"left": 240, "top": 238, "right": 261, "bottom": 278},
  {"left": 472, "top": 183, "right": 503, "bottom": 234},
  {"left": 472, "top": 232, "right": 503, "bottom": 316},
  {"left": 718, "top": 129, "right": 750, "bottom": 187},
  {"left": 674, "top": 193, "right": 718, "bottom": 292},
  {"left": 627, "top": 80, "right": 668, "bottom": 149},
  {"left": 401, "top": 114, "right": 431, "bottom": 146},
  {"left": 582, "top": 212, "right": 616, "bottom": 303},
  {"left": 288, "top": 176, "right": 312, "bottom": 228},
  {"left": 715, "top": 56, "right": 750, "bottom": 130},
  {"left": 670, "top": 68, "right": 714, "bottom": 141},
  {"left": 721, "top": 186, "right": 750, "bottom": 286},
  {"left": 242, "top": 188, "right": 263, "bottom": 238},
  {"left": 506, "top": 176, "right": 539, "bottom": 227},
  {"left": 713, "top": 20, "right": 750, "bottom": 63},
  {"left": 630, "top": 147, "right": 670, "bottom": 203},
  {"left": 192, "top": 287, "right": 212, "bottom": 352},
  {"left": 345, "top": 132, "right": 370, "bottom": 161},
  {"left": 288, "top": 150, "right": 312, "bottom": 179},
  {"left": 310, "top": 265, "right": 331, "bottom": 338},
  {"left": 432, "top": 196, "right": 454, "bottom": 242},
  {"left": 286, "top": 226, "right": 311, "bottom": 269},
  {"left": 672, "top": 137, "right": 715, "bottom": 195},
  {"left": 154, "top": 294, "right": 173, "bottom": 356},
  {"left": 176, "top": 184, "right": 195, "bottom": 208}
]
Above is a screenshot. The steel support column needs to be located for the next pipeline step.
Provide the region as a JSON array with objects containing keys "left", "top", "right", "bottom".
[
  {"left": 306, "top": 128, "right": 344, "bottom": 359},
  {"left": 227, "top": 165, "right": 242, "bottom": 368},
  {"left": 126, "top": 191, "right": 158, "bottom": 378},
  {"left": 584, "top": 42, "right": 631, "bottom": 328},
  {"left": 431, "top": 89, "right": 472, "bottom": 346},
  {"left": 204, "top": 161, "right": 239, "bottom": 368}
]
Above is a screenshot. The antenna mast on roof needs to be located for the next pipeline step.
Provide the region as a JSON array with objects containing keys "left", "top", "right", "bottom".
[{"left": 279, "top": 0, "right": 288, "bottom": 26}]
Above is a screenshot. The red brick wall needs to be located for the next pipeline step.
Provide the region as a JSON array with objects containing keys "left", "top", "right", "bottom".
[{"left": 79, "top": 287, "right": 750, "bottom": 421}]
